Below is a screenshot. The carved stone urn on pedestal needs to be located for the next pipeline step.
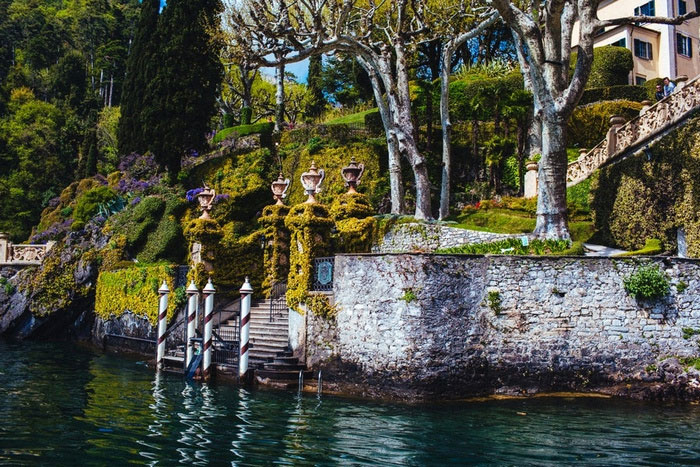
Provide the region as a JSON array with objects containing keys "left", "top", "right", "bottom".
[
  {"left": 300, "top": 161, "right": 325, "bottom": 204},
  {"left": 196, "top": 185, "right": 216, "bottom": 219},
  {"left": 271, "top": 173, "right": 290, "bottom": 205},
  {"left": 341, "top": 157, "right": 365, "bottom": 194}
]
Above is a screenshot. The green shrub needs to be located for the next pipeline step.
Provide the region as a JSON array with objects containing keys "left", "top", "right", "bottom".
[
  {"left": 579, "top": 85, "right": 648, "bottom": 105},
  {"left": 615, "top": 238, "right": 663, "bottom": 256},
  {"left": 487, "top": 290, "right": 502, "bottom": 315},
  {"left": 240, "top": 107, "right": 252, "bottom": 125},
  {"left": 568, "top": 100, "right": 643, "bottom": 148},
  {"left": 74, "top": 186, "right": 118, "bottom": 223},
  {"left": 571, "top": 46, "right": 633, "bottom": 88},
  {"left": 223, "top": 113, "right": 234, "bottom": 128},
  {"left": 437, "top": 238, "right": 571, "bottom": 255},
  {"left": 212, "top": 122, "right": 274, "bottom": 144},
  {"left": 590, "top": 111, "right": 700, "bottom": 255},
  {"left": 364, "top": 109, "right": 383, "bottom": 135},
  {"left": 623, "top": 264, "right": 670, "bottom": 300}
]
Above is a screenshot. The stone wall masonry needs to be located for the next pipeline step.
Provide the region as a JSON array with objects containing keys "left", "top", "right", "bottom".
[
  {"left": 306, "top": 254, "right": 700, "bottom": 399},
  {"left": 372, "top": 223, "right": 516, "bottom": 253}
]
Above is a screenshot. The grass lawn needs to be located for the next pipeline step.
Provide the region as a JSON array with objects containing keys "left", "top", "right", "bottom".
[
  {"left": 324, "top": 108, "right": 378, "bottom": 125},
  {"left": 452, "top": 208, "right": 595, "bottom": 243}
]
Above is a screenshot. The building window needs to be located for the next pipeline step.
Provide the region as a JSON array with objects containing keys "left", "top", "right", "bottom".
[
  {"left": 679, "top": 0, "right": 687, "bottom": 15},
  {"left": 634, "top": 1, "right": 656, "bottom": 16},
  {"left": 634, "top": 39, "right": 653, "bottom": 59},
  {"left": 677, "top": 33, "right": 692, "bottom": 57},
  {"left": 636, "top": 76, "right": 647, "bottom": 85},
  {"left": 610, "top": 38, "right": 627, "bottom": 48}
]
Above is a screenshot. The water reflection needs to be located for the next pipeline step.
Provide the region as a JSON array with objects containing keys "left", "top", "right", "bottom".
[{"left": 3, "top": 340, "right": 700, "bottom": 466}]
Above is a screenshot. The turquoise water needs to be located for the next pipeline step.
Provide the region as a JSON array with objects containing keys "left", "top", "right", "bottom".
[{"left": 1, "top": 341, "right": 700, "bottom": 465}]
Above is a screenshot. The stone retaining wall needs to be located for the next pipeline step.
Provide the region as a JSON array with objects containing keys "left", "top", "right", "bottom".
[
  {"left": 298, "top": 254, "right": 700, "bottom": 399},
  {"left": 372, "top": 223, "right": 515, "bottom": 253}
]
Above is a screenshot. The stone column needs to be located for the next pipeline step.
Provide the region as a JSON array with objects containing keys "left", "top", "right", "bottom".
[
  {"left": 284, "top": 203, "right": 334, "bottom": 311},
  {"left": 524, "top": 161, "right": 538, "bottom": 199},
  {"left": 184, "top": 218, "right": 223, "bottom": 288},
  {"left": 606, "top": 115, "right": 626, "bottom": 156},
  {"left": 0, "top": 233, "right": 8, "bottom": 264},
  {"left": 259, "top": 204, "right": 291, "bottom": 297},
  {"left": 676, "top": 75, "right": 688, "bottom": 91},
  {"left": 330, "top": 193, "right": 376, "bottom": 253}
]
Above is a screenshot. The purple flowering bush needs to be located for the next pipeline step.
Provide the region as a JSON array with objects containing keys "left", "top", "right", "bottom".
[{"left": 31, "top": 218, "right": 74, "bottom": 243}]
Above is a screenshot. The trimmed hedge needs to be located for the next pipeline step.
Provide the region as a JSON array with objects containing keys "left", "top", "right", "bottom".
[
  {"left": 568, "top": 100, "right": 643, "bottom": 149},
  {"left": 590, "top": 111, "right": 700, "bottom": 255},
  {"left": 579, "top": 85, "right": 648, "bottom": 105},
  {"left": 212, "top": 122, "right": 274, "bottom": 144},
  {"left": 571, "top": 46, "right": 633, "bottom": 88}
]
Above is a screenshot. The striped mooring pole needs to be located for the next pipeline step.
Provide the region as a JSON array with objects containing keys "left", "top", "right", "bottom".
[
  {"left": 239, "top": 276, "right": 253, "bottom": 380},
  {"left": 156, "top": 281, "right": 169, "bottom": 370},
  {"left": 202, "top": 278, "right": 215, "bottom": 381},
  {"left": 185, "top": 280, "right": 199, "bottom": 370}
]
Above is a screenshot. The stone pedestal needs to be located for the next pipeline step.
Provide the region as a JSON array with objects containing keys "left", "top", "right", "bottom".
[
  {"left": 0, "top": 233, "right": 8, "bottom": 264},
  {"left": 524, "top": 161, "right": 538, "bottom": 199},
  {"left": 184, "top": 218, "right": 223, "bottom": 288},
  {"left": 259, "top": 204, "right": 291, "bottom": 297},
  {"left": 284, "top": 203, "right": 333, "bottom": 310}
]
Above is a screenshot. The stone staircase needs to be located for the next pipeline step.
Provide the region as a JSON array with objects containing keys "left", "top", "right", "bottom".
[
  {"left": 564, "top": 74, "right": 700, "bottom": 187},
  {"left": 246, "top": 299, "right": 291, "bottom": 366}
]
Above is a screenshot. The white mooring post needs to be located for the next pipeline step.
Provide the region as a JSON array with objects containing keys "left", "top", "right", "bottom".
[
  {"left": 185, "top": 280, "right": 199, "bottom": 370},
  {"left": 239, "top": 277, "right": 253, "bottom": 381},
  {"left": 202, "top": 278, "right": 216, "bottom": 381},
  {"left": 156, "top": 281, "right": 169, "bottom": 370}
]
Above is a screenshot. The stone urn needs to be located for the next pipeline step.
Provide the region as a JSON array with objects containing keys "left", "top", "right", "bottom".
[
  {"left": 196, "top": 185, "right": 216, "bottom": 219},
  {"left": 300, "top": 161, "right": 325, "bottom": 204},
  {"left": 271, "top": 172, "right": 290, "bottom": 205},
  {"left": 341, "top": 157, "right": 365, "bottom": 194}
]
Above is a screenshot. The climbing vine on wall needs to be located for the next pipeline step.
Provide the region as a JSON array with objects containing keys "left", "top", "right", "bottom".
[{"left": 95, "top": 264, "right": 179, "bottom": 326}]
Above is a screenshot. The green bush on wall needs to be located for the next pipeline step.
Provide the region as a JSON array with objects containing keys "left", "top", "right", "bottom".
[
  {"left": 579, "top": 85, "right": 648, "bottom": 105},
  {"left": 623, "top": 264, "right": 670, "bottom": 300},
  {"left": 590, "top": 111, "right": 700, "bottom": 255},
  {"left": 568, "top": 100, "right": 643, "bottom": 149},
  {"left": 95, "top": 264, "right": 179, "bottom": 325}
]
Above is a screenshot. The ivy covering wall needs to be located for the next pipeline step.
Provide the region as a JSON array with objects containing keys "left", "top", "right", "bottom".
[{"left": 590, "top": 112, "right": 700, "bottom": 255}]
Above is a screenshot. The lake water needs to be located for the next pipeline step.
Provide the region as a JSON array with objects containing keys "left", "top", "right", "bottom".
[{"left": 1, "top": 340, "right": 700, "bottom": 465}]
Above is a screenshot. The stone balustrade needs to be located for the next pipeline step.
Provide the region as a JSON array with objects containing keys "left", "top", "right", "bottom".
[
  {"left": 0, "top": 233, "right": 54, "bottom": 265},
  {"left": 566, "top": 74, "right": 698, "bottom": 187}
]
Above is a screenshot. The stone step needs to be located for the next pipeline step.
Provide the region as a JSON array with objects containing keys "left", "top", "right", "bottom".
[
  {"left": 272, "top": 356, "right": 299, "bottom": 365},
  {"left": 263, "top": 363, "right": 306, "bottom": 371},
  {"left": 250, "top": 336, "right": 288, "bottom": 346},
  {"left": 256, "top": 369, "right": 313, "bottom": 381}
]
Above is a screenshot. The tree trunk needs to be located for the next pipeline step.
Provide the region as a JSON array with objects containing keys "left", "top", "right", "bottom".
[
  {"left": 438, "top": 43, "right": 453, "bottom": 220},
  {"left": 534, "top": 113, "right": 570, "bottom": 239},
  {"left": 274, "top": 62, "right": 285, "bottom": 132}
]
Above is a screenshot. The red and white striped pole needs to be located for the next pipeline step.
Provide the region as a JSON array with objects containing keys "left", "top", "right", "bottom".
[
  {"left": 185, "top": 280, "right": 199, "bottom": 370},
  {"left": 239, "top": 276, "right": 253, "bottom": 380},
  {"left": 202, "top": 278, "right": 215, "bottom": 381},
  {"left": 156, "top": 281, "right": 169, "bottom": 370}
]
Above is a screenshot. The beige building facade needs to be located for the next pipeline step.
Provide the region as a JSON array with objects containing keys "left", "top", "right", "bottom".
[{"left": 572, "top": 0, "right": 700, "bottom": 84}]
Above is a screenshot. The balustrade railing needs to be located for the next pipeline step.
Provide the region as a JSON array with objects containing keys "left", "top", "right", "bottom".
[
  {"left": 567, "top": 74, "right": 700, "bottom": 186},
  {"left": 0, "top": 233, "right": 55, "bottom": 265}
]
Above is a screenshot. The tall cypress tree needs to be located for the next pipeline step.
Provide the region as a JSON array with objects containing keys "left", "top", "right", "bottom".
[
  {"left": 146, "top": 0, "right": 223, "bottom": 178},
  {"left": 117, "top": 0, "right": 160, "bottom": 156},
  {"left": 305, "top": 54, "right": 326, "bottom": 121}
]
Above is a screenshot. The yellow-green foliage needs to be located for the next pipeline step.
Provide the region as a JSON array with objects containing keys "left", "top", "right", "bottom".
[
  {"left": 23, "top": 243, "right": 98, "bottom": 317},
  {"left": 614, "top": 238, "right": 663, "bottom": 257},
  {"left": 95, "top": 264, "right": 179, "bottom": 325},
  {"left": 260, "top": 204, "right": 291, "bottom": 295},
  {"left": 108, "top": 193, "right": 187, "bottom": 263},
  {"left": 591, "top": 112, "right": 700, "bottom": 255},
  {"left": 285, "top": 203, "right": 333, "bottom": 311},
  {"left": 568, "top": 100, "right": 643, "bottom": 149},
  {"left": 306, "top": 293, "right": 337, "bottom": 320},
  {"left": 36, "top": 177, "right": 104, "bottom": 234},
  {"left": 187, "top": 148, "right": 273, "bottom": 221},
  {"left": 280, "top": 142, "right": 386, "bottom": 207},
  {"left": 335, "top": 217, "right": 376, "bottom": 253},
  {"left": 184, "top": 218, "right": 224, "bottom": 245},
  {"left": 329, "top": 192, "right": 374, "bottom": 221}
]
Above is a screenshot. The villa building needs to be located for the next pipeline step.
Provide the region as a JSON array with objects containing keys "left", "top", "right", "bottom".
[{"left": 572, "top": 0, "right": 700, "bottom": 83}]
